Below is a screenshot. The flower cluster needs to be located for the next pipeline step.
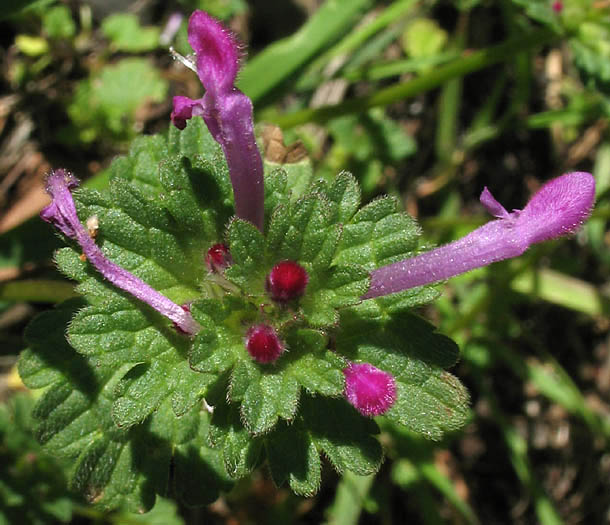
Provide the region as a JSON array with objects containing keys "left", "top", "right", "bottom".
[{"left": 41, "top": 11, "right": 595, "bottom": 421}]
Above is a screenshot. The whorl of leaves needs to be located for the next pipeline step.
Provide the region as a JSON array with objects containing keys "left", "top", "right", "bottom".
[{"left": 18, "top": 118, "right": 469, "bottom": 510}]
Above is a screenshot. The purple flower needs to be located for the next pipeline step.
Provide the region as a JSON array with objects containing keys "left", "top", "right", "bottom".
[
  {"left": 364, "top": 172, "right": 596, "bottom": 299},
  {"left": 343, "top": 362, "right": 397, "bottom": 417},
  {"left": 41, "top": 170, "right": 201, "bottom": 335},
  {"left": 171, "top": 11, "right": 264, "bottom": 231},
  {"left": 160, "top": 12, "right": 184, "bottom": 46}
]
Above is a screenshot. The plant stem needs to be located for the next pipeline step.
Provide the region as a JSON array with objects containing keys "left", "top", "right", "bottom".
[
  {"left": 0, "top": 279, "right": 77, "bottom": 303},
  {"left": 272, "top": 28, "right": 556, "bottom": 128}
]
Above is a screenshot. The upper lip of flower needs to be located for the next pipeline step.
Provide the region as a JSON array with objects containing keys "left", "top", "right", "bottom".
[{"left": 170, "top": 10, "right": 264, "bottom": 232}]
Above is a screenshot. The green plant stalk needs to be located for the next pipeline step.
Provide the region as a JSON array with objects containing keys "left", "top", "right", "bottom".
[
  {"left": 343, "top": 52, "right": 458, "bottom": 82},
  {"left": 324, "top": 471, "right": 376, "bottom": 525},
  {"left": 272, "top": 28, "right": 556, "bottom": 128},
  {"left": 0, "top": 279, "right": 77, "bottom": 303},
  {"left": 435, "top": 13, "right": 467, "bottom": 163},
  {"left": 511, "top": 267, "right": 610, "bottom": 318},
  {"left": 331, "top": 0, "right": 417, "bottom": 58},
  {"left": 238, "top": 0, "right": 373, "bottom": 103},
  {"left": 295, "top": 0, "right": 417, "bottom": 92},
  {"left": 482, "top": 387, "right": 564, "bottom": 525},
  {"left": 418, "top": 459, "right": 479, "bottom": 525}
]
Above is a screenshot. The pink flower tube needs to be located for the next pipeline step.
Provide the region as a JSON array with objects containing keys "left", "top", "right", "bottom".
[
  {"left": 364, "top": 172, "right": 596, "bottom": 299},
  {"left": 171, "top": 11, "right": 264, "bottom": 231},
  {"left": 41, "top": 170, "right": 201, "bottom": 335}
]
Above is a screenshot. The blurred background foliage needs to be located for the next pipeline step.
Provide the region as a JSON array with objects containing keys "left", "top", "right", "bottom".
[{"left": 0, "top": 0, "right": 609, "bottom": 523}]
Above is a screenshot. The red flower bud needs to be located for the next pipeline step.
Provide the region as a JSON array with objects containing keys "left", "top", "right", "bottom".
[
  {"left": 266, "top": 261, "right": 308, "bottom": 302},
  {"left": 245, "top": 324, "right": 284, "bottom": 363},
  {"left": 205, "top": 243, "right": 232, "bottom": 273}
]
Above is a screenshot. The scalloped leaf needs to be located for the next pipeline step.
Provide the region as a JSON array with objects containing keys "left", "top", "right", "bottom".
[
  {"left": 265, "top": 395, "right": 382, "bottom": 496},
  {"left": 337, "top": 311, "right": 469, "bottom": 439}
]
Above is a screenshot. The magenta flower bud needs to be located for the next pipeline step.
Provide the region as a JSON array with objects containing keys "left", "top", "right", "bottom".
[
  {"left": 41, "top": 170, "right": 201, "bottom": 335},
  {"left": 205, "top": 243, "right": 233, "bottom": 273},
  {"left": 245, "top": 324, "right": 284, "bottom": 363},
  {"left": 266, "top": 261, "right": 309, "bottom": 303},
  {"left": 363, "top": 172, "right": 595, "bottom": 299},
  {"left": 170, "top": 10, "right": 264, "bottom": 231},
  {"left": 552, "top": 1, "right": 563, "bottom": 13},
  {"left": 343, "top": 363, "right": 397, "bottom": 417}
]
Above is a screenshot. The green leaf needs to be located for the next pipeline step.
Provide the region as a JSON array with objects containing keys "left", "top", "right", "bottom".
[
  {"left": 225, "top": 326, "right": 344, "bottom": 435},
  {"left": 224, "top": 218, "right": 267, "bottom": 290},
  {"left": 43, "top": 5, "right": 76, "bottom": 40},
  {"left": 265, "top": 395, "right": 383, "bottom": 496},
  {"left": 334, "top": 195, "right": 420, "bottom": 269},
  {"left": 302, "top": 396, "right": 382, "bottom": 475},
  {"left": 334, "top": 194, "right": 439, "bottom": 318},
  {"left": 241, "top": 371, "right": 300, "bottom": 435},
  {"left": 208, "top": 402, "right": 263, "bottom": 479},
  {"left": 402, "top": 19, "right": 448, "bottom": 58},
  {"left": 301, "top": 264, "right": 370, "bottom": 327},
  {"left": 265, "top": 419, "right": 321, "bottom": 496},
  {"left": 66, "top": 58, "right": 168, "bottom": 143},
  {"left": 337, "top": 312, "right": 469, "bottom": 439},
  {"left": 263, "top": 158, "right": 314, "bottom": 217},
  {"left": 102, "top": 13, "right": 161, "bottom": 52}
]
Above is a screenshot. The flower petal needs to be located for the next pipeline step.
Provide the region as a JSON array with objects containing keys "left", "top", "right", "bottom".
[
  {"left": 187, "top": 10, "right": 240, "bottom": 93},
  {"left": 363, "top": 172, "right": 595, "bottom": 299}
]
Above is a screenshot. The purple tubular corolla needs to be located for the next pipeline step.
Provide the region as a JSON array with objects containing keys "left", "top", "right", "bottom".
[
  {"left": 364, "top": 172, "right": 596, "bottom": 299},
  {"left": 41, "top": 170, "right": 201, "bottom": 335},
  {"left": 171, "top": 11, "right": 264, "bottom": 231}
]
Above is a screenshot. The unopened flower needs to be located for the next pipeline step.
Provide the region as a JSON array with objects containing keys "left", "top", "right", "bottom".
[
  {"left": 343, "top": 362, "right": 397, "bottom": 417},
  {"left": 552, "top": 1, "right": 563, "bottom": 13},
  {"left": 41, "top": 170, "right": 201, "bottom": 335},
  {"left": 364, "top": 172, "right": 595, "bottom": 299},
  {"left": 171, "top": 11, "right": 264, "bottom": 231},
  {"left": 266, "top": 261, "right": 309, "bottom": 303},
  {"left": 205, "top": 243, "right": 233, "bottom": 273},
  {"left": 245, "top": 324, "right": 284, "bottom": 363}
]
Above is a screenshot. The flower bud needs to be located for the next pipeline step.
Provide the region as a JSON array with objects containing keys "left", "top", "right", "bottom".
[
  {"left": 343, "top": 363, "right": 397, "bottom": 417},
  {"left": 245, "top": 324, "right": 284, "bottom": 363},
  {"left": 205, "top": 243, "right": 232, "bottom": 273},
  {"left": 266, "top": 261, "right": 308, "bottom": 302}
]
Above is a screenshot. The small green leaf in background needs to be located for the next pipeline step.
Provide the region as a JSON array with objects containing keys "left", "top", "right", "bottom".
[
  {"left": 65, "top": 58, "right": 168, "bottom": 143},
  {"left": 0, "top": 0, "right": 51, "bottom": 20},
  {"left": 572, "top": 21, "right": 610, "bottom": 88},
  {"left": 15, "top": 35, "right": 49, "bottom": 56},
  {"left": 176, "top": 0, "right": 247, "bottom": 21},
  {"left": 0, "top": 393, "right": 76, "bottom": 525},
  {"left": 402, "top": 18, "right": 448, "bottom": 59},
  {"left": 102, "top": 13, "right": 161, "bottom": 52},
  {"left": 42, "top": 5, "right": 76, "bottom": 40}
]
